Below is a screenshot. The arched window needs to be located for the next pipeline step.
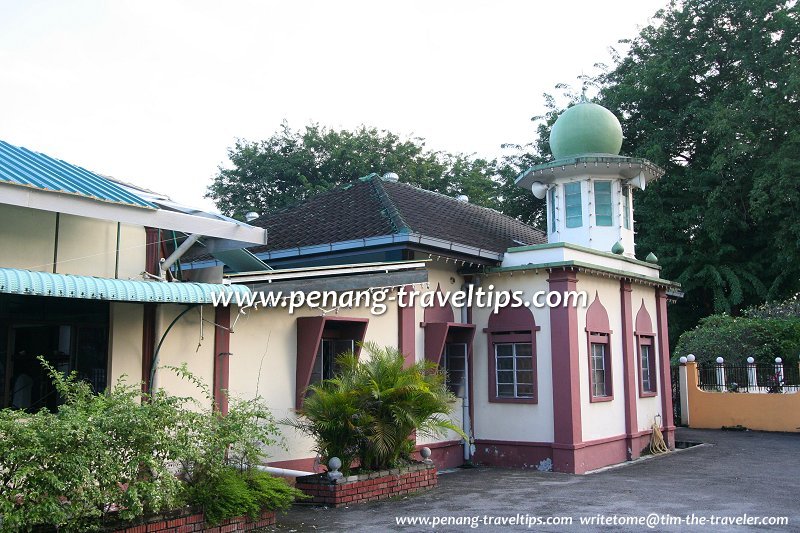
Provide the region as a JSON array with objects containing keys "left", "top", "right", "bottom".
[
  {"left": 484, "top": 306, "right": 539, "bottom": 403},
  {"left": 586, "top": 292, "right": 613, "bottom": 402},
  {"left": 635, "top": 300, "right": 657, "bottom": 396}
]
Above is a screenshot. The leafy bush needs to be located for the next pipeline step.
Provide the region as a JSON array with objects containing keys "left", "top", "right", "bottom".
[
  {"left": 673, "top": 314, "right": 800, "bottom": 365},
  {"left": 0, "top": 359, "right": 298, "bottom": 531},
  {"left": 190, "top": 468, "right": 303, "bottom": 525},
  {"left": 288, "top": 342, "right": 464, "bottom": 474},
  {"left": 0, "top": 361, "right": 187, "bottom": 531},
  {"left": 744, "top": 292, "right": 800, "bottom": 319}
]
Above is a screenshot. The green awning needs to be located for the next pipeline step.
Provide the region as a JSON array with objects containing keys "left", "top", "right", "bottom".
[{"left": 0, "top": 267, "right": 250, "bottom": 304}]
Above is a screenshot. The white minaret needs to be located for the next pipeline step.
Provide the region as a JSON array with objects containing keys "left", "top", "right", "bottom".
[{"left": 518, "top": 99, "right": 664, "bottom": 258}]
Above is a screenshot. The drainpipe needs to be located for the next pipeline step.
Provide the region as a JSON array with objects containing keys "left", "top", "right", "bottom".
[
  {"left": 254, "top": 465, "right": 314, "bottom": 478},
  {"left": 160, "top": 233, "right": 201, "bottom": 279},
  {"left": 461, "top": 278, "right": 476, "bottom": 462}
]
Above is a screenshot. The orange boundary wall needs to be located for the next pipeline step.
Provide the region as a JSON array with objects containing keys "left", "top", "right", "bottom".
[{"left": 685, "top": 362, "right": 800, "bottom": 432}]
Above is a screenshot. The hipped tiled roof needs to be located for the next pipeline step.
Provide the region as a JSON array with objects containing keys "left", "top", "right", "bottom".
[{"left": 248, "top": 175, "right": 545, "bottom": 256}]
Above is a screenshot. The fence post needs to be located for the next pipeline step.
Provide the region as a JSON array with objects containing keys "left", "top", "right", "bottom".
[
  {"left": 774, "top": 357, "right": 784, "bottom": 384},
  {"left": 716, "top": 357, "right": 726, "bottom": 390},
  {"left": 746, "top": 356, "right": 757, "bottom": 390},
  {"left": 679, "top": 356, "right": 689, "bottom": 426}
]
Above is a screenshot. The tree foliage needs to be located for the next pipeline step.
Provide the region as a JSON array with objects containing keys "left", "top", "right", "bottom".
[
  {"left": 0, "top": 360, "right": 299, "bottom": 531},
  {"left": 207, "top": 122, "right": 547, "bottom": 228},
  {"left": 591, "top": 0, "right": 800, "bottom": 336},
  {"left": 673, "top": 314, "right": 800, "bottom": 365}
]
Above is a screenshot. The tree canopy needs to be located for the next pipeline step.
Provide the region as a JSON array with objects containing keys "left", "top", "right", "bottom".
[
  {"left": 206, "top": 122, "right": 544, "bottom": 226},
  {"left": 207, "top": 0, "right": 799, "bottom": 342},
  {"left": 592, "top": 0, "right": 800, "bottom": 337}
]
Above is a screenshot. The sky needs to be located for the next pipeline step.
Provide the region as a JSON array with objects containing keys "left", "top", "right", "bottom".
[{"left": 0, "top": 0, "right": 668, "bottom": 212}]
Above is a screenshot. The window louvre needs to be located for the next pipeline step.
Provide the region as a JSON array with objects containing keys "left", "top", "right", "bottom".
[
  {"left": 594, "top": 181, "right": 613, "bottom": 226},
  {"left": 564, "top": 182, "right": 582, "bottom": 228},
  {"left": 622, "top": 186, "right": 631, "bottom": 230}
]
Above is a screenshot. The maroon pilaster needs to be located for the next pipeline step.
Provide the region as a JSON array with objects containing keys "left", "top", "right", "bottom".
[
  {"left": 619, "top": 281, "right": 639, "bottom": 459},
  {"left": 398, "top": 285, "right": 416, "bottom": 367},
  {"left": 141, "top": 227, "right": 161, "bottom": 394},
  {"left": 548, "top": 268, "right": 582, "bottom": 472},
  {"left": 655, "top": 288, "right": 675, "bottom": 447},
  {"left": 141, "top": 303, "right": 156, "bottom": 394},
  {"left": 213, "top": 305, "right": 231, "bottom": 415},
  {"left": 144, "top": 227, "right": 161, "bottom": 276}
]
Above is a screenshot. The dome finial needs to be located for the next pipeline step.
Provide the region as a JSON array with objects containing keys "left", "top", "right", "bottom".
[{"left": 548, "top": 99, "right": 623, "bottom": 160}]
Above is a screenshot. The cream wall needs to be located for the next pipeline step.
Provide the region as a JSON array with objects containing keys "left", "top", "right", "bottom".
[
  {"left": 577, "top": 274, "right": 627, "bottom": 442},
  {"left": 0, "top": 205, "right": 57, "bottom": 271},
  {"left": 631, "top": 285, "right": 663, "bottom": 433},
  {"left": 153, "top": 304, "right": 216, "bottom": 408},
  {"left": 228, "top": 298, "right": 400, "bottom": 463},
  {"left": 117, "top": 224, "right": 147, "bottom": 279},
  {"left": 471, "top": 271, "right": 555, "bottom": 443},
  {"left": 108, "top": 302, "right": 144, "bottom": 388},
  {"left": 0, "top": 205, "right": 146, "bottom": 279}
]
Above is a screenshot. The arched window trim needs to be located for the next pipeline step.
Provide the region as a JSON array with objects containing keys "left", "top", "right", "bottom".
[
  {"left": 586, "top": 292, "right": 614, "bottom": 403},
  {"left": 484, "top": 306, "right": 540, "bottom": 404},
  {"left": 635, "top": 299, "right": 657, "bottom": 397}
]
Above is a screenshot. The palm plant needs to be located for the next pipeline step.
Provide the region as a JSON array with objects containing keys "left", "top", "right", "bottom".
[{"left": 287, "top": 342, "right": 464, "bottom": 474}]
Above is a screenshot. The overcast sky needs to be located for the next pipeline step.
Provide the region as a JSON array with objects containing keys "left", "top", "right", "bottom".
[{"left": 0, "top": 0, "right": 667, "bottom": 212}]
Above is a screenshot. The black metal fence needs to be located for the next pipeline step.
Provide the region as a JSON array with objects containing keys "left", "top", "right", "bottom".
[
  {"left": 697, "top": 361, "right": 800, "bottom": 393},
  {"left": 671, "top": 366, "right": 682, "bottom": 424}
]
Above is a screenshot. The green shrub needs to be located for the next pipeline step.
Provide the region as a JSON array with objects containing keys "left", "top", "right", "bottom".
[
  {"left": 190, "top": 467, "right": 257, "bottom": 526},
  {"left": 287, "top": 342, "right": 465, "bottom": 474},
  {"left": 673, "top": 314, "right": 800, "bottom": 365},
  {"left": 744, "top": 292, "right": 800, "bottom": 319},
  {"left": 190, "top": 468, "right": 305, "bottom": 525},
  {"left": 0, "top": 360, "right": 188, "bottom": 531},
  {"left": 0, "top": 359, "right": 295, "bottom": 531}
]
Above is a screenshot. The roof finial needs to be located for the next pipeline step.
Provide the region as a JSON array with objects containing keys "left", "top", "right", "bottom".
[{"left": 578, "top": 69, "right": 589, "bottom": 103}]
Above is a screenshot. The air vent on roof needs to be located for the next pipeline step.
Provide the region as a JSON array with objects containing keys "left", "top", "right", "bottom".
[
  {"left": 456, "top": 194, "right": 469, "bottom": 203},
  {"left": 245, "top": 211, "right": 259, "bottom": 222},
  {"left": 381, "top": 172, "right": 399, "bottom": 182}
]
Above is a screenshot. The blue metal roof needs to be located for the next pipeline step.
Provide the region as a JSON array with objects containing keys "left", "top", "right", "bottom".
[
  {"left": 0, "top": 140, "right": 156, "bottom": 208},
  {"left": 0, "top": 267, "right": 250, "bottom": 304}
]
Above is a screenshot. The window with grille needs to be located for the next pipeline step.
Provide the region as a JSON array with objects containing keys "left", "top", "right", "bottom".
[
  {"left": 442, "top": 343, "right": 467, "bottom": 397},
  {"left": 638, "top": 336, "right": 657, "bottom": 395},
  {"left": 494, "top": 342, "right": 535, "bottom": 399},
  {"left": 309, "top": 339, "right": 354, "bottom": 386},
  {"left": 589, "top": 334, "right": 612, "bottom": 399}
]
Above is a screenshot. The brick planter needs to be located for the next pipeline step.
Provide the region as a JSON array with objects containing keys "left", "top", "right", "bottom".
[
  {"left": 108, "top": 508, "right": 275, "bottom": 532},
  {"left": 295, "top": 462, "right": 437, "bottom": 507}
]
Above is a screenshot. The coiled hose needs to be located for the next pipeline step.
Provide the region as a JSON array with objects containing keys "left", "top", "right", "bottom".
[{"left": 648, "top": 415, "right": 669, "bottom": 455}]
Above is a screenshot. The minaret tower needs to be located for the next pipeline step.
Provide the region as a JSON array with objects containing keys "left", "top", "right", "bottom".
[{"left": 516, "top": 97, "right": 664, "bottom": 258}]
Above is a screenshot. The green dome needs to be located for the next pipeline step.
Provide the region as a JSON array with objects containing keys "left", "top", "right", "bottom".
[{"left": 549, "top": 102, "right": 623, "bottom": 159}]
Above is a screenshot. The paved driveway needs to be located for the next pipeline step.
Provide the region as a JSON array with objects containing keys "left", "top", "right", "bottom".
[{"left": 273, "top": 429, "right": 798, "bottom": 532}]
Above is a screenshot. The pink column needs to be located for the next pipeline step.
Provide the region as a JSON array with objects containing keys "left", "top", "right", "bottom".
[
  {"left": 655, "top": 288, "right": 675, "bottom": 447},
  {"left": 397, "top": 285, "right": 416, "bottom": 367},
  {"left": 548, "top": 269, "right": 582, "bottom": 472},
  {"left": 619, "top": 281, "right": 640, "bottom": 459},
  {"left": 213, "top": 305, "right": 231, "bottom": 415}
]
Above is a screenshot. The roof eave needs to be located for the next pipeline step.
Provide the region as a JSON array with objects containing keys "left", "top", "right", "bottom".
[{"left": 0, "top": 182, "right": 268, "bottom": 245}]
